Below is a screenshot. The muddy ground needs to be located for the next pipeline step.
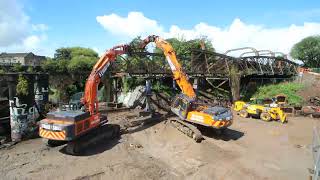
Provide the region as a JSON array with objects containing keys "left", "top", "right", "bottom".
[{"left": 0, "top": 109, "right": 316, "bottom": 180}]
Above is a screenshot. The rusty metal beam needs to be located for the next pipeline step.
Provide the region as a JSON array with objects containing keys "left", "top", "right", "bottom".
[
  {"left": 224, "top": 47, "right": 258, "bottom": 56},
  {"left": 257, "top": 50, "right": 275, "bottom": 57}
]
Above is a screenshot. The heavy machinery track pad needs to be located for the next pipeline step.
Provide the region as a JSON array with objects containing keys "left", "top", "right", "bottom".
[
  {"left": 169, "top": 118, "right": 203, "bottom": 143},
  {"left": 65, "top": 124, "right": 120, "bottom": 155},
  {"left": 43, "top": 139, "right": 66, "bottom": 147}
]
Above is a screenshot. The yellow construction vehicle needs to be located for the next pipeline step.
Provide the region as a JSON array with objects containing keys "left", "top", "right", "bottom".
[{"left": 234, "top": 98, "right": 287, "bottom": 123}]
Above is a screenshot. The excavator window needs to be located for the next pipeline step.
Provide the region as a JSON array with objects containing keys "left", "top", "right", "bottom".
[
  {"left": 172, "top": 98, "right": 188, "bottom": 111},
  {"left": 173, "top": 98, "right": 181, "bottom": 109},
  {"left": 171, "top": 97, "right": 190, "bottom": 119},
  {"left": 180, "top": 100, "right": 188, "bottom": 111}
]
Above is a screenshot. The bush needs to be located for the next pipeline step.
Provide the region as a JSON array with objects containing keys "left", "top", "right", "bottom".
[
  {"left": 122, "top": 76, "right": 145, "bottom": 93},
  {"left": 11, "top": 63, "right": 24, "bottom": 72},
  {"left": 27, "top": 66, "right": 34, "bottom": 73},
  {"left": 152, "top": 81, "right": 175, "bottom": 97},
  {"left": 16, "top": 75, "right": 29, "bottom": 96},
  {"left": 252, "top": 82, "right": 304, "bottom": 106},
  {"left": 66, "top": 84, "right": 78, "bottom": 98},
  {"left": 0, "top": 68, "right": 4, "bottom": 74}
]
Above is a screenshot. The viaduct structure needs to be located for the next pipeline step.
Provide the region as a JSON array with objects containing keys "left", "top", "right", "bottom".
[{"left": 109, "top": 47, "right": 298, "bottom": 102}]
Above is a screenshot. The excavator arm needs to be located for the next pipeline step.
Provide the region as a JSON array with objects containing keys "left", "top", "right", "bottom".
[
  {"left": 82, "top": 45, "right": 129, "bottom": 115},
  {"left": 140, "top": 35, "right": 196, "bottom": 99}
]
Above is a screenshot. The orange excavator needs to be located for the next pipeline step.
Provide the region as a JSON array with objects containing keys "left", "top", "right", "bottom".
[
  {"left": 140, "top": 35, "right": 233, "bottom": 141},
  {"left": 39, "top": 44, "right": 130, "bottom": 154}
]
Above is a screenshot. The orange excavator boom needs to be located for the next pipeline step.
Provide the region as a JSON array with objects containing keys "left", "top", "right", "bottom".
[
  {"left": 83, "top": 45, "right": 129, "bottom": 115},
  {"left": 140, "top": 35, "right": 196, "bottom": 99}
]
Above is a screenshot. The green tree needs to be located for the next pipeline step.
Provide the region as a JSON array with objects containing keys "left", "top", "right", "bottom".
[
  {"left": 290, "top": 35, "right": 320, "bottom": 68},
  {"left": 27, "top": 66, "right": 34, "bottom": 73},
  {"left": 154, "top": 37, "right": 214, "bottom": 70},
  {"left": 67, "top": 56, "right": 97, "bottom": 72},
  {"left": 54, "top": 48, "right": 72, "bottom": 60},
  {"left": 114, "top": 36, "right": 148, "bottom": 72},
  {"left": 42, "top": 58, "right": 57, "bottom": 73},
  {"left": 11, "top": 63, "right": 24, "bottom": 72},
  {"left": 42, "top": 47, "right": 99, "bottom": 74},
  {"left": 67, "top": 47, "right": 99, "bottom": 73},
  {"left": 16, "top": 75, "right": 29, "bottom": 96},
  {"left": 69, "top": 47, "right": 98, "bottom": 58},
  {"left": 41, "top": 47, "right": 99, "bottom": 101}
]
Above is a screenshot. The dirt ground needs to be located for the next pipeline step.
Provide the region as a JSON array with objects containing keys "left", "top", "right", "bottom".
[
  {"left": 0, "top": 109, "right": 316, "bottom": 180},
  {"left": 298, "top": 73, "right": 320, "bottom": 102}
]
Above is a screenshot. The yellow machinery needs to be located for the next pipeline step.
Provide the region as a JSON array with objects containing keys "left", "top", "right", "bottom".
[{"left": 234, "top": 98, "right": 287, "bottom": 123}]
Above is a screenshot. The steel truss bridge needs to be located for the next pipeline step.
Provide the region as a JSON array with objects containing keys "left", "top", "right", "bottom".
[
  {"left": 110, "top": 47, "right": 299, "bottom": 101},
  {"left": 111, "top": 48, "right": 298, "bottom": 77}
]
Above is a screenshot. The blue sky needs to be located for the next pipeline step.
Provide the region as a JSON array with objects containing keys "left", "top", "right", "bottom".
[{"left": 1, "top": 0, "right": 320, "bottom": 56}]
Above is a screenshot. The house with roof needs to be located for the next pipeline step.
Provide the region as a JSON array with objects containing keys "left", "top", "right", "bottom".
[{"left": 0, "top": 52, "right": 46, "bottom": 66}]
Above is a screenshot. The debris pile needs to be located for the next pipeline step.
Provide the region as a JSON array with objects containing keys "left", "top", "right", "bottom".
[{"left": 119, "top": 86, "right": 146, "bottom": 108}]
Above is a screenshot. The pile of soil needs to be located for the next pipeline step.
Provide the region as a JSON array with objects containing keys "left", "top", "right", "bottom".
[{"left": 298, "top": 73, "right": 320, "bottom": 104}]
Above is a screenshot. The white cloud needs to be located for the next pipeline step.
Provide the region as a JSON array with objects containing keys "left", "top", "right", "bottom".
[
  {"left": 0, "top": 0, "right": 48, "bottom": 55},
  {"left": 0, "top": 0, "right": 29, "bottom": 46},
  {"left": 23, "top": 34, "right": 47, "bottom": 49},
  {"left": 96, "top": 12, "right": 164, "bottom": 38},
  {"left": 97, "top": 12, "right": 320, "bottom": 54}
]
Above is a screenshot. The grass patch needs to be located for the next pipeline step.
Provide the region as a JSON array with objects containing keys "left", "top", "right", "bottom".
[{"left": 252, "top": 82, "right": 304, "bottom": 106}]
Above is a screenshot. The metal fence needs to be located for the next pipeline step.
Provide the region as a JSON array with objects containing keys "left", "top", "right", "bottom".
[{"left": 312, "top": 127, "right": 320, "bottom": 179}]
